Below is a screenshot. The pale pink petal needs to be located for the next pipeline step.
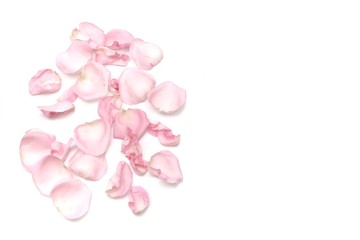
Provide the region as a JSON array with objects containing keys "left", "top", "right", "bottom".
[
  {"left": 129, "top": 38, "right": 163, "bottom": 70},
  {"left": 38, "top": 101, "right": 75, "bottom": 118},
  {"left": 20, "top": 129, "right": 71, "bottom": 172},
  {"left": 73, "top": 62, "right": 110, "bottom": 100},
  {"left": 95, "top": 47, "right": 130, "bottom": 66},
  {"left": 97, "top": 95, "right": 122, "bottom": 124},
  {"left": 149, "top": 150, "right": 183, "bottom": 184},
  {"left": 32, "top": 156, "right": 73, "bottom": 196},
  {"left": 50, "top": 179, "right": 91, "bottom": 220},
  {"left": 71, "top": 22, "right": 105, "bottom": 48},
  {"left": 148, "top": 81, "right": 186, "bottom": 113},
  {"left": 56, "top": 40, "right": 93, "bottom": 74},
  {"left": 57, "top": 87, "right": 78, "bottom": 103},
  {"left": 74, "top": 119, "right": 111, "bottom": 156},
  {"left": 119, "top": 68, "right": 156, "bottom": 105},
  {"left": 113, "top": 108, "right": 149, "bottom": 140},
  {"left": 121, "top": 129, "right": 148, "bottom": 175},
  {"left": 128, "top": 186, "right": 149, "bottom": 214},
  {"left": 68, "top": 148, "right": 107, "bottom": 181},
  {"left": 105, "top": 29, "right": 134, "bottom": 50},
  {"left": 148, "top": 122, "right": 180, "bottom": 146},
  {"left": 109, "top": 78, "right": 119, "bottom": 94},
  {"left": 106, "top": 161, "right": 133, "bottom": 198},
  {"left": 29, "top": 69, "right": 61, "bottom": 95}
]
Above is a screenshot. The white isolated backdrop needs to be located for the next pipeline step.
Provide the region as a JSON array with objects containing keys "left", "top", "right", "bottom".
[{"left": 0, "top": 0, "right": 360, "bottom": 239}]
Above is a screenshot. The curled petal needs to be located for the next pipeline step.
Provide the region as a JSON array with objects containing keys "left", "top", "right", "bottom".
[
  {"left": 97, "top": 95, "right": 122, "bottom": 124},
  {"left": 20, "top": 129, "right": 70, "bottom": 172},
  {"left": 57, "top": 87, "right": 78, "bottom": 103},
  {"left": 38, "top": 101, "right": 75, "bottom": 118},
  {"left": 113, "top": 108, "right": 149, "bottom": 140},
  {"left": 68, "top": 149, "right": 107, "bottom": 181},
  {"left": 71, "top": 22, "right": 105, "bottom": 48},
  {"left": 109, "top": 78, "right": 119, "bottom": 94},
  {"left": 148, "top": 122, "right": 180, "bottom": 146},
  {"left": 128, "top": 186, "right": 149, "bottom": 214},
  {"left": 129, "top": 38, "right": 163, "bottom": 70},
  {"left": 29, "top": 69, "right": 61, "bottom": 95},
  {"left": 106, "top": 161, "right": 133, "bottom": 198},
  {"left": 50, "top": 179, "right": 91, "bottom": 220},
  {"left": 73, "top": 62, "right": 110, "bottom": 101},
  {"left": 148, "top": 81, "right": 186, "bottom": 113},
  {"left": 119, "top": 68, "right": 156, "bottom": 105},
  {"left": 105, "top": 29, "right": 134, "bottom": 50},
  {"left": 74, "top": 119, "right": 111, "bottom": 156},
  {"left": 149, "top": 150, "right": 183, "bottom": 184},
  {"left": 95, "top": 47, "right": 130, "bottom": 66},
  {"left": 32, "top": 156, "right": 73, "bottom": 196},
  {"left": 56, "top": 40, "right": 93, "bottom": 74}
]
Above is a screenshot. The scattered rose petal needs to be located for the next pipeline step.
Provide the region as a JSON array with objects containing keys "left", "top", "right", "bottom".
[
  {"left": 129, "top": 38, "right": 163, "bottom": 70},
  {"left": 97, "top": 95, "right": 122, "bottom": 124},
  {"left": 105, "top": 29, "right": 134, "bottom": 50},
  {"left": 106, "top": 161, "right": 133, "bottom": 198},
  {"left": 95, "top": 47, "right": 130, "bottom": 66},
  {"left": 56, "top": 40, "right": 93, "bottom": 74},
  {"left": 148, "top": 81, "right": 186, "bottom": 113},
  {"left": 32, "top": 156, "right": 73, "bottom": 196},
  {"left": 113, "top": 108, "right": 149, "bottom": 140},
  {"left": 128, "top": 186, "right": 149, "bottom": 214},
  {"left": 73, "top": 62, "right": 110, "bottom": 100},
  {"left": 148, "top": 122, "right": 180, "bottom": 146},
  {"left": 38, "top": 101, "right": 75, "bottom": 118},
  {"left": 149, "top": 150, "right": 183, "bottom": 184},
  {"left": 71, "top": 22, "right": 105, "bottom": 48},
  {"left": 50, "top": 179, "right": 91, "bottom": 220},
  {"left": 57, "top": 87, "right": 78, "bottom": 103},
  {"left": 68, "top": 148, "right": 107, "bottom": 181},
  {"left": 74, "top": 119, "right": 111, "bottom": 156},
  {"left": 118, "top": 68, "right": 156, "bottom": 105},
  {"left": 109, "top": 78, "right": 120, "bottom": 94},
  {"left": 29, "top": 69, "right": 61, "bottom": 95}
]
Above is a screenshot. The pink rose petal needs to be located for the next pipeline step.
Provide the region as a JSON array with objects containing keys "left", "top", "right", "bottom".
[
  {"left": 74, "top": 119, "right": 111, "bottom": 156},
  {"left": 129, "top": 38, "right": 163, "bottom": 70},
  {"left": 108, "top": 78, "right": 120, "bottom": 94},
  {"left": 56, "top": 40, "right": 93, "bottom": 74},
  {"left": 32, "top": 156, "right": 73, "bottom": 196},
  {"left": 38, "top": 101, "right": 75, "bottom": 118},
  {"left": 128, "top": 186, "right": 149, "bottom": 214},
  {"left": 29, "top": 69, "right": 61, "bottom": 95},
  {"left": 105, "top": 29, "right": 134, "bottom": 50},
  {"left": 97, "top": 95, "right": 122, "bottom": 124},
  {"left": 148, "top": 81, "right": 186, "bottom": 113},
  {"left": 57, "top": 87, "right": 78, "bottom": 103},
  {"left": 119, "top": 68, "right": 156, "bottom": 105},
  {"left": 73, "top": 62, "right": 110, "bottom": 101},
  {"left": 113, "top": 108, "right": 149, "bottom": 140},
  {"left": 106, "top": 161, "right": 133, "bottom": 198},
  {"left": 50, "top": 179, "right": 91, "bottom": 220},
  {"left": 149, "top": 150, "right": 183, "bottom": 184},
  {"left": 148, "top": 122, "right": 180, "bottom": 146},
  {"left": 68, "top": 148, "right": 107, "bottom": 181},
  {"left": 95, "top": 47, "right": 130, "bottom": 66},
  {"left": 71, "top": 22, "right": 105, "bottom": 48}
]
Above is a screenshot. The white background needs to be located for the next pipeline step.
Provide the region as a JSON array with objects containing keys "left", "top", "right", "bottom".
[{"left": 0, "top": 0, "right": 360, "bottom": 239}]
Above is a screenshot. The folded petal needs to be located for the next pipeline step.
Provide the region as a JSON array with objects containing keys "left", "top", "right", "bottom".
[
  {"left": 97, "top": 95, "right": 122, "bottom": 124},
  {"left": 95, "top": 47, "right": 130, "bottom": 66},
  {"left": 74, "top": 119, "right": 111, "bottom": 156},
  {"left": 147, "top": 81, "right": 186, "bottom": 113},
  {"left": 56, "top": 40, "right": 93, "bottom": 74},
  {"left": 57, "top": 87, "right": 78, "bottom": 103},
  {"left": 50, "top": 179, "right": 91, "bottom": 220},
  {"left": 113, "top": 108, "right": 149, "bottom": 140},
  {"left": 128, "top": 186, "right": 149, "bottom": 214},
  {"left": 109, "top": 78, "right": 120, "bottom": 94},
  {"left": 71, "top": 22, "right": 105, "bottom": 48},
  {"left": 147, "top": 122, "right": 180, "bottom": 146},
  {"left": 149, "top": 150, "right": 183, "bottom": 184},
  {"left": 73, "top": 62, "right": 110, "bottom": 100},
  {"left": 129, "top": 38, "right": 163, "bottom": 70},
  {"left": 118, "top": 68, "right": 156, "bottom": 105},
  {"left": 68, "top": 148, "right": 107, "bottom": 181},
  {"left": 38, "top": 101, "right": 75, "bottom": 118},
  {"left": 29, "top": 69, "right": 61, "bottom": 95},
  {"left": 105, "top": 29, "right": 134, "bottom": 50},
  {"left": 32, "top": 156, "right": 73, "bottom": 196},
  {"left": 106, "top": 161, "right": 133, "bottom": 198}
]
